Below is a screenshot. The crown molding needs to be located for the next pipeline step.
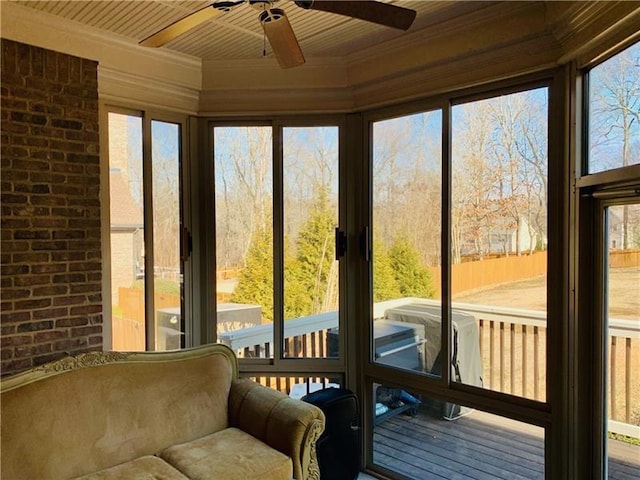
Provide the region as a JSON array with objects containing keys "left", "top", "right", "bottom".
[
  {"left": 350, "top": 34, "right": 562, "bottom": 111},
  {"left": 549, "top": 1, "right": 640, "bottom": 65},
  {"left": 201, "top": 57, "right": 348, "bottom": 89},
  {"left": 199, "top": 86, "right": 354, "bottom": 115},
  {"left": 99, "top": 67, "right": 200, "bottom": 115},
  {"left": 346, "top": 2, "right": 554, "bottom": 94},
  {"left": 0, "top": 2, "right": 202, "bottom": 92},
  {"left": 346, "top": 1, "right": 541, "bottom": 66}
]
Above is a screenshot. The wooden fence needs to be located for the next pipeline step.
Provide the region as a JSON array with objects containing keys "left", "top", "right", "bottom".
[
  {"left": 429, "top": 250, "right": 638, "bottom": 297},
  {"left": 111, "top": 287, "right": 181, "bottom": 351},
  {"left": 430, "top": 252, "right": 547, "bottom": 297},
  {"left": 610, "top": 249, "right": 640, "bottom": 268}
]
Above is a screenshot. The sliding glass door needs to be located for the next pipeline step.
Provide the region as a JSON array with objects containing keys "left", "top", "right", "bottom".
[
  {"left": 603, "top": 201, "right": 640, "bottom": 479},
  {"left": 106, "top": 110, "right": 187, "bottom": 351},
  {"left": 211, "top": 120, "right": 345, "bottom": 391},
  {"left": 366, "top": 80, "right": 553, "bottom": 478}
]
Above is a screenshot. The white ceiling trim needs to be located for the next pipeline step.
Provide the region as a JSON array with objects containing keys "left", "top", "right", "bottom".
[
  {"left": 201, "top": 57, "right": 349, "bottom": 89},
  {"left": 199, "top": 86, "right": 354, "bottom": 115},
  {"left": 99, "top": 66, "right": 200, "bottom": 115}
]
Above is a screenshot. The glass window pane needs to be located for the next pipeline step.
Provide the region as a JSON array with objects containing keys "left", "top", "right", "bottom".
[
  {"left": 108, "top": 113, "right": 145, "bottom": 351},
  {"left": 451, "top": 88, "right": 548, "bottom": 400},
  {"left": 588, "top": 42, "right": 640, "bottom": 174},
  {"left": 214, "top": 127, "right": 274, "bottom": 358},
  {"left": 283, "top": 126, "right": 339, "bottom": 358},
  {"left": 372, "top": 110, "right": 443, "bottom": 376},
  {"left": 606, "top": 203, "right": 640, "bottom": 478},
  {"left": 372, "top": 388, "right": 545, "bottom": 479},
  {"left": 151, "top": 120, "right": 182, "bottom": 351}
]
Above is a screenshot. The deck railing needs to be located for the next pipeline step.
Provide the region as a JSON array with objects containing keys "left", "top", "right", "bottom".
[{"left": 218, "top": 297, "right": 639, "bottom": 438}]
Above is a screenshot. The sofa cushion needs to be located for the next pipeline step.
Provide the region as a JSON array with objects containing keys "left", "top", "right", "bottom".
[
  {"left": 160, "top": 427, "right": 293, "bottom": 480},
  {"left": 71, "top": 455, "right": 189, "bottom": 480}
]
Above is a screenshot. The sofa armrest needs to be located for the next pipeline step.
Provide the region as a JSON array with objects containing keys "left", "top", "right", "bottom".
[{"left": 229, "top": 378, "right": 325, "bottom": 480}]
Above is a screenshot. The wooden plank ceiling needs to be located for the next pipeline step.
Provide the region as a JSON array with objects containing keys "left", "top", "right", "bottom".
[{"left": 13, "top": 0, "right": 494, "bottom": 62}]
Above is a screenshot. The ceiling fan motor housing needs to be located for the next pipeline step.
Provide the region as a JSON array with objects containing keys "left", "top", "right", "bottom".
[
  {"left": 249, "top": 0, "right": 278, "bottom": 11},
  {"left": 213, "top": 1, "right": 245, "bottom": 12},
  {"left": 259, "top": 7, "right": 286, "bottom": 24}
]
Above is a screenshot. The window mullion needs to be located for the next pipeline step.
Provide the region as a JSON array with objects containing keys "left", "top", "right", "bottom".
[
  {"left": 142, "top": 115, "right": 156, "bottom": 351},
  {"left": 273, "top": 122, "right": 284, "bottom": 364},
  {"left": 442, "top": 101, "right": 452, "bottom": 386}
]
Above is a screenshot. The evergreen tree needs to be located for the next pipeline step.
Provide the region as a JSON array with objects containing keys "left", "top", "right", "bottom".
[
  {"left": 388, "top": 236, "right": 436, "bottom": 298},
  {"left": 372, "top": 237, "right": 401, "bottom": 302},
  {"left": 231, "top": 226, "right": 274, "bottom": 321},
  {"left": 289, "top": 188, "right": 336, "bottom": 316}
]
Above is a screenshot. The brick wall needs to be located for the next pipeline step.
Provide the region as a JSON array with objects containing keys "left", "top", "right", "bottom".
[{"left": 1, "top": 39, "right": 102, "bottom": 375}]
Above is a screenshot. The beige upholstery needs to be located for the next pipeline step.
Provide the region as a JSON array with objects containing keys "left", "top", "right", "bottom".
[
  {"left": 161, "top": 427, "right": 293, "bottom": 480},
  {"left": 1, "top": 344, "right": 325, "bottom": 480},
  {"left": 72, "top": 456, "right": 190, "bottom": 480}
]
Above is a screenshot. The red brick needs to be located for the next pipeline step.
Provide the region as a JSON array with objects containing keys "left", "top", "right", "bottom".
[
  {"left": 56, "top": 317, "right": 88, "bottom": 328},
  {"left": 17, "top": 320, "right": 54, "bottom": 332},
  {"left": 30, "top": 263, "right": 66, "bottom": 274},
  {"left": 15, "top": 343, "right": 52, "bottom": 358},
  {"left": 53, "top": 295, "right": 86, "bottom": 307},
  {"left": 1, "top": 358, "right": 32, "bottom": 372},
  {"left": 1, "top": 40, "right": 101, "bottom": 375},
  {"left": 70, "top": 283, "right": 101, "bottom": 294},
  {"left": 32, "top": 285, "right": 68, "bottom": 296},
  {"left": 54, "top": 338, "right": 88, "bottom": 351},
  {"left": 34, "top": 330, "right": 67, "bottom": 343},
  {"left": 32, "top": 308, "right": 69, "bottom": 320},
  {"left": 1, "top": 335, "right": 33, "bottom": 347},
  {"left": 1, "top": 288, "right": 31, "bottom": 300},
  {"left": 0, "top": 264, "right": 29, "bottom": 275},
  {"left": 13, "top": 298, "right": 50, "bottom": 310},
  {"left": 70, "top": 305, "right": 101, "bottom": 316},
  {"left": 12, "top": 252, "right": 49, "bottom": 263},
  {"left": 14, "top": 275, "right": 51, "bottom": 287},
  {"left": 1, "top": 311, "right": 31, "bottom": 323},
  {"left": 71, "top": 326, "right": 101, "bottom": 337},
  {"left": 52, "top": 273, "right": 86, "bottom": 284},
  {"left": 0, "top": 325, "right": 17, "bottom": 335}
]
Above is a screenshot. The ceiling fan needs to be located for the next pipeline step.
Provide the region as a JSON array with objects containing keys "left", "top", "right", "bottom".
[{"left": 139, "top": 1, "right": 417, "bottom": 68}]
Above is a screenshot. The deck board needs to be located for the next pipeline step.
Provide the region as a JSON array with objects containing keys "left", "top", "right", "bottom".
[
  {"left": 373, "top": 408, "right": 639, "bottom": 480},
  {"left": 378, "top": 419, "right": 542, "bottom": 478}
]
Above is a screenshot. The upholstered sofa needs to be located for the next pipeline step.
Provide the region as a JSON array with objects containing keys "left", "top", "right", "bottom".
[{"left": 1, "top": 343, "right": 325, "bottom": 480}]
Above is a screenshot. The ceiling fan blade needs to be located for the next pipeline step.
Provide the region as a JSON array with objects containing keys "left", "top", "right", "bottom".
[
  {"left": 260, "top": 8, "right": 305, "bottom": 69},
  {"left": 140, "top": 4, "right": 224, "bottom": 47},
  {"left": 294, "top": 1, "right": 416, "bottom": 31}
]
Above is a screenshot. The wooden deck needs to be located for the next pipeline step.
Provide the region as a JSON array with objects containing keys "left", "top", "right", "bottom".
[{"left": 373, "top": 407, "right": 640, "bottom": 480}]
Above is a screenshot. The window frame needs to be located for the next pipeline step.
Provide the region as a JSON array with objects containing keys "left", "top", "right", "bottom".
[
  {"left": 575, "top": 38, "right": 640, "bottom": 479},
  {"left": 101, "top": 103, "right": 191, "bottom": 351},
  {"left": 359, "top": 69, "right": 569, "bottom": 479},
  {"left": 202, "top": 115, "right": 349, "bottom": 378}
]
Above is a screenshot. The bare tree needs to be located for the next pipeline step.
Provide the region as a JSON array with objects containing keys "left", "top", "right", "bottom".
[
  {"left": 452, "top": 101, "right": 495, "bottom": 261},
  {"left": 151, "top": 122, "right": 181, "bottom": 279},
  {"left": 214, "top": 126, "right": 273, "bottom": 267},
  {"left": 590, "top": 43, "right": 640, "bottom": 249}
]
